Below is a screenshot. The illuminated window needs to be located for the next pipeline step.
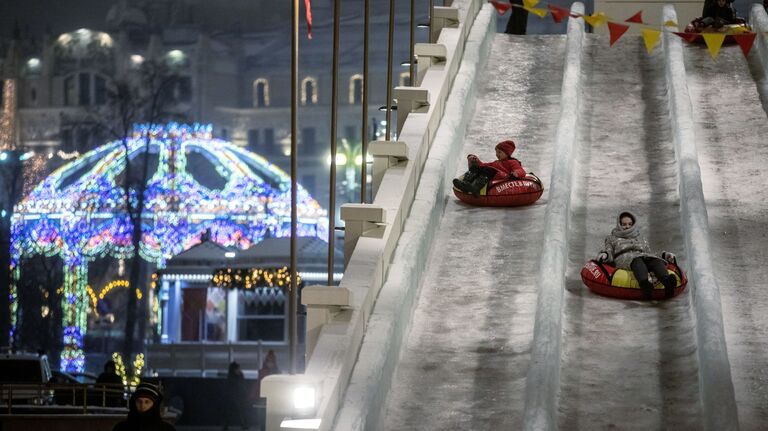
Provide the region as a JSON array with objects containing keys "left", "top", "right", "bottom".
[
  {"left": 253, "top": 78, "right": 270, "bottom": 107},
  {"left": 399, "top": 71, "right": 410, "bottom": 87},
  {"left": 349, "top": 74, "right": 363, "bottom": 105},
  {"left": 301, "top": 77, "right": 318, "bottom": 105}
]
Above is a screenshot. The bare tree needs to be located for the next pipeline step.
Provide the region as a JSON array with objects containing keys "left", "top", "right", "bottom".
[{"left": 85, "top": 59, "right": 183, "bottom": 369}]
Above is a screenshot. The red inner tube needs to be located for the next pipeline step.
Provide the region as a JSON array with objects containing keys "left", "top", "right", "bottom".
[
  {"left": 580, "top": 259, "right": 688, "bottom": 300},
  {"left": 453, "top": 174, "right": 544, "bottom": 207}
]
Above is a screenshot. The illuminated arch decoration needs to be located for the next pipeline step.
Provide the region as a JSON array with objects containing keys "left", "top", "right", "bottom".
[{"left": 10, "top": 123, "right": 328, "bottom": 372}]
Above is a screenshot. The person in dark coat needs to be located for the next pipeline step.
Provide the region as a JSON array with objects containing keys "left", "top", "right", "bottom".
[
  {"left": 597, "top": 211, "right": 678, "bottom": 300},
  {"left": 701, "top": 0, "right": 737, "bottom": 27},
  {"left": 113, "top": 382, "right": 175, "bottom": 431},
  {"left": 96, "top": 360, "right": 124, "bottom": 407},
  {"left": 453, "top": 140, "right": 527, "bottom": 196},
  {"left": 223, "top": 362, "right": 249, "bottom": 430},
  {"left": 505, "top": 0, "right": 528, "bottom": 34}
]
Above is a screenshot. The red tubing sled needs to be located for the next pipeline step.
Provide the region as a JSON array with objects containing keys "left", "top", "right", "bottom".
[
  {"left": 681, "top": 19, "right": 750, "bottom": 44},
  {"left": 580, "top": 259, "right": 688, "bottom": 300},
  {"left": 453, "top": 173, "right": 544, "bottom": 207}
]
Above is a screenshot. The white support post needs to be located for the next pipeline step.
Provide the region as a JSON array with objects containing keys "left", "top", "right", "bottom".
[
  {"left": 415, "top": 43, "right": 447, "bottom": 86},
  {"left": 367, "top": 140, "right": 409, "bottom": 197},
  {"left": 301, "top": 285, "right": 352, "bottom": 361},
  {"left": 431, "top": 6, "right": 459, "bottom": 43},
  {"left": 226, "top": 288, "right": 238, "bottom": 343},
  {"left": 339, "top": 203, "right": 386, "bottom": 266},
  {"left": 394, "top": 87, "right": 430, "bottom": 135}
]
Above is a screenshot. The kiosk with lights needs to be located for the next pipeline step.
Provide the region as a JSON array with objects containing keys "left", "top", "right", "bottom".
[{"left": 10, "top": 123, "right": 328, "bottom": 372}]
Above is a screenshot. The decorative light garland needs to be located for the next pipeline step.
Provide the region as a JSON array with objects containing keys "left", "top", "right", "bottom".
[
  {"left": 112, "top": 351, "right": 144, "bottom": 388},
  {"left": 211, "top": 266, "right": 300, "bottom": 290},
  {"left": 11, "top": 123, "right": 329, "bottom": 372}
]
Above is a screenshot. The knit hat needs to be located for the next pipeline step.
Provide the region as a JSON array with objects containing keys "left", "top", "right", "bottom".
[
  {"left": 495, "top": 140, "right": 516, "bottom": 158},
  {"left": 134, "top": 382, "right": 161, "bottom": 403}
]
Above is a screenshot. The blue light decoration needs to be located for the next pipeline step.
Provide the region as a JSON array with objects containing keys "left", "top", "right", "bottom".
[{"left": 10, "top": 123, "right": 328, "bottom": 372}]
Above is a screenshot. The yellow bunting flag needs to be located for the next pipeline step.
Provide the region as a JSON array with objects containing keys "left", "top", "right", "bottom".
[
  {"left": 702, "top": 33, "right": 726, "bottom": 59},
  {"left": 584, "top": 12, "right": 608, "bottom": 28},
  {"left": 641, "top": 28, "right": 661, "bottom": 54},
  {"left": 663, "top": 20, "right": 678, "bottom": 29},
  {"left": 522, "top": 0, "right": 540, "bottom": 8},
  {"left": 525, "top": 7, "right": 549, "bottom": 18}
]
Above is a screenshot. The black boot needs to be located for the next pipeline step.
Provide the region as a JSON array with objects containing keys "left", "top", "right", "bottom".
[
  {"left": 465, "top": 174, "right": 492, "bottom": 196},
  {"left": 453, "top": 170, "right": 479, "bottom": 193},
  {"left": 662, "top": 275, "right": 676, "bottom": 299},
  {"left": 639, "top": 280, "right": 654, "bottom": 300}
]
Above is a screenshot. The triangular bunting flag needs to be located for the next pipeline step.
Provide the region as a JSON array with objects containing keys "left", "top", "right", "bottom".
[
  {"left": 702, "top": 33, "right": 726, "bottom": 59},
  {"left": 607, "top": 22, "right": 630, "bottom": 46},
  {"left": 673, "top": 32, "right": 700, "bottom": 43},
  {"left": 624, "top": 11, "right": 643, "bottom": 24},
  {"left": 641, "top": 28, "right": 661, "bottom": 54},
  {"left": 525, "top": 6, "right": 548, "bottom": 18},
  {"left": 733, "top": 33, "right": 756, "bottom": 57},
  {"left": 490, "top": 0, "right": 512, "bottom": 15},
  {"left": 548, "top": 4, "right": 571, "bottom": 23},
  {"left": 522, "top": 0, "right": 540, "bottom": 8},
  {"left": 305, "top": 0, "right": 313, "bottom": 39},
  {"left": 625, "top": 11, "right": 644, "bottom": 24},
  {"left": 663, "top": 20, "right": 678, "bottom": 28},
  {"left": 584, "top": 13, "right": 608, "bottom": 28}
]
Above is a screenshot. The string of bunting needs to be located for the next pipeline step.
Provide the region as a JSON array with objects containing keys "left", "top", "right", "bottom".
[{"left": 489, "top": 0, "right": 760, "bottom": 59}]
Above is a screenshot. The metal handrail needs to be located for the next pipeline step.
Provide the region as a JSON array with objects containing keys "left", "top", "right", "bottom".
[{"left": 0, "top": 383, "right": 128, "bottom": 415}]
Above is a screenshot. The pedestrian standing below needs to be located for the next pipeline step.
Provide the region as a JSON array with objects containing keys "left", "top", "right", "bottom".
[
  {"left": 223, "top": 362, "right": 249, "bottom": 430},
  {"left": 96, "top": 360, "right": 124, "bottom": 407},
  {"left": 112, "top": 382, "right": 176, "bottom": 431}
]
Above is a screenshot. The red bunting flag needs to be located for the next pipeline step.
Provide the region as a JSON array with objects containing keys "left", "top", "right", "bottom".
[
  {"left": 673, "top": 32, "right": 700, "bottom": 43},
  {"left": 490, "top": 0, "right": 512, "bottom": 14},
  {"left": 547, "top": 4, "right": 571, "bottom": 23},
  {"left": 607, "top": 22, "right": 630, "bottom": 46},
  {"left": 625, "top": 11, "right": 644, "bottom": 24},
  {"left": 733, "top": 33, "right": 756, "bottom": 57},
  {"left": 305, "top": 0, "right": 313, "bottom": 39}
]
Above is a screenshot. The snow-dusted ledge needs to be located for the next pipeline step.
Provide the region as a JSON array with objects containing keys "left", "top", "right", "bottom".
[
  {"left": 261, "top": 1, "right": 485, "bottom": 430},
  {"left": 662, "top": 5, "right": 738, "bottom": 430},
  {"left": 521, "top": 3, "right": 585, "bottom": 430},
  {"left": 332, "top": 5, "right": 496, "bottom": 430},
  {"left": 750, "top": 5, "right": 768, "bottom": 74}
]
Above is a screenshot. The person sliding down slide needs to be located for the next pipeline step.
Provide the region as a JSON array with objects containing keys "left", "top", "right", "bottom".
[{"left": 453, "top": 140, "right": 527, "bottom": 197}]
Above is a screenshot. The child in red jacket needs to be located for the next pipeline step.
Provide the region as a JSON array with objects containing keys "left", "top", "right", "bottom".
[{"left": 453, "top": 140, "right": 526, "bottom": 196}]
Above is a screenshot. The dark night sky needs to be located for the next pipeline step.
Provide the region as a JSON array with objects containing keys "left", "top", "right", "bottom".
[{"left": 0, "top": 0, "right": 119, "bottom": 37}]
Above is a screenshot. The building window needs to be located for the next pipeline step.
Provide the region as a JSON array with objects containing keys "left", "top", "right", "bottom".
[
  {"left": 247, "top": 129, "right": 259, "bottom": 150},
  {"left": 301, "top": 127, "right": 316, "bottom": 155},
  {"left": 64, "top": 73, "right": 109, "bottom": 106},
  {"left": 301, "top": 77, "right": 318, "bottom": 105},
  {"left": 264, "top": 128, "right": 275, "bottom": 153},
  {"left": 399, "top": 71, "right": 410, "bottom": 87},
  {"left": 349, "top": 74, "right": 363, "bottom": 105},
  {"left": 253, "top": 78, "right": 269, "bottom": 107},
  {"left": 236, "top": 290, "right": 286, "bottom": 342}
]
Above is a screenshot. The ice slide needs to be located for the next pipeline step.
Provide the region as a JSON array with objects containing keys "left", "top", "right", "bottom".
[{"left": 327, "top": 5, "right": 768, "bottom": 431}]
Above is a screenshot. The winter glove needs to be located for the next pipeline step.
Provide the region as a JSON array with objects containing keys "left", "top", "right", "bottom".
[
  {"left": 596, "top": 252, "right": 609, "bottom": 262},
  {"left": 662, "top": 251, "right": 676, "bottom": 264}
]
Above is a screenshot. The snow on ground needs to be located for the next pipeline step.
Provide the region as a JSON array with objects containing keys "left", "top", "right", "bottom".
[
  {"left": 558, "top": 35, "right": 703, "bottom": 430},
  {"left": 377, "top": 34, "right": 566, "bottom": 430},
  {"left": 684, "top": 42, "right": 768, "bottom": 431}
]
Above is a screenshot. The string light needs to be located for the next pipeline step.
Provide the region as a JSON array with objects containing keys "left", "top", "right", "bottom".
[
  {"left": 10, "top": 123, "right": 330, "bottom": 372},
  {"left": 211, "top": 266, "right": 300, "bottom": 290}
]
